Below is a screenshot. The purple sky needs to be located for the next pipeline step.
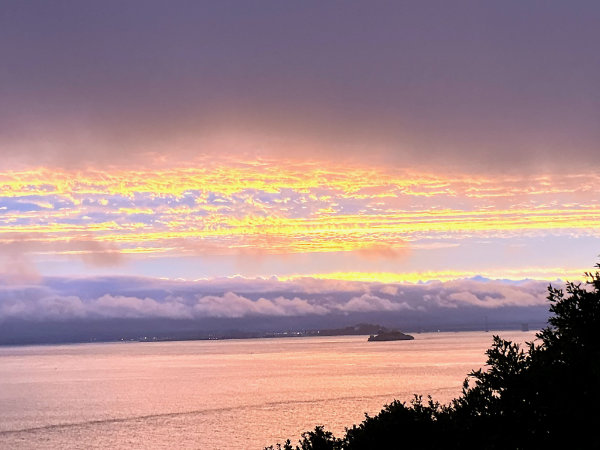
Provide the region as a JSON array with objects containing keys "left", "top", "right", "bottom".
[{"left": 2, "top": 1, "right": 599, "bottom": 170}]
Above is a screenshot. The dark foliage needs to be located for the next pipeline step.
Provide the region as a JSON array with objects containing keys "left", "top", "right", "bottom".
[{"left": 267, "top": 264, "right": 600, "bottom": 449}]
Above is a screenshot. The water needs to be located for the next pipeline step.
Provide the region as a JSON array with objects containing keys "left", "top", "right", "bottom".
[{"left": 0, "top": 331, "right": 537, "bottom": 449}]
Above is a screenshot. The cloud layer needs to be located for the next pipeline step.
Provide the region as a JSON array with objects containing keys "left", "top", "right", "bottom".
[
  {"left": 0, "top": 275, "right": 551, "bottom": 323},
  {"left": 1, "top": 163, "right": 598, "bottom": 265},
  {"left": 1, "top": 2, "right": 599, "bottom": 172}
]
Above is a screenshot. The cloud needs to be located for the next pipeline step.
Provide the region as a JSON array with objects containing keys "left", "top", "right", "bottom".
[
  {"left": 0, "top": 275, "right": 553, "bottom": 323},
  {"left": 379, "top": 286, "right": 399, "bottom": 296},
  {"left": 1, "top": 3, "right": 599, "bottom": 173},
  {"left": 1, "top": 165, "right": 598, "bottom": 268},
  {"left": 77, "top": 239, "right": 125, "bottom": 267},
  {"left": 0, "top": 292, "right": 189, "bottom": 321},
  {"left": 0, "top": 291, "right": 327, "bottom": 321},
  {"left": 335, "top": 293, "right": 413, "bottom": 313},
  {"left": 193, "top": 292, "right": 328, "bottom": 318},
  {"left": 441, "top": 280, "right": 547, "bottom": 309},
  {"left": 0, "top": 234, "right": 125, "bottom": 275},
  {"left": 91, "top": 295, "right": 192, "bottom": 320},
  {"left": 0, "top": 234, "right": 41, "bottom": 284},
  {"left": 354, "top": 243, "right": 410, "bottom": 261}
]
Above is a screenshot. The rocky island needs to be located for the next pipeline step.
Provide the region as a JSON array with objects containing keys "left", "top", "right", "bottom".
[{"left": 368, "top": 330, "right": 414, "bottom": 341}]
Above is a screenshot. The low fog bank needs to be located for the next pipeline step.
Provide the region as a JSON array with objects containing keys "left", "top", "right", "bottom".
[{"left": 0, "top": 275, "right": 553, "bottom": 345}]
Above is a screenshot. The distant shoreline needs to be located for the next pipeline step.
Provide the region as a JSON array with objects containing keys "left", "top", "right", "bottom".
[{"left": 0, "top": 325, "right": 543, "bottom": 348}]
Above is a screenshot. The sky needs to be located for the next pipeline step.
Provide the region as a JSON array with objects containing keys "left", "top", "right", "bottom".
[{"left": 1, "top": 1, "right": 599, "bottom": 338}]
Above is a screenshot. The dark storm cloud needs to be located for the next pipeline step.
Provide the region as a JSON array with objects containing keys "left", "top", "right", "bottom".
[{"left": 1, "top": 1, "right": 599, "bottom": 170}]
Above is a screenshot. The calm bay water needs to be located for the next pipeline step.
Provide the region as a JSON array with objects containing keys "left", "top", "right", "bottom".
[{"left": 0, "top": 331, "right": 537, "bottom": 449}]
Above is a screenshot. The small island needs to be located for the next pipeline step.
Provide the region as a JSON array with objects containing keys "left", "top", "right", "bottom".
[{"left": 368, "top": 330, "right": 414, "bottom": 341}]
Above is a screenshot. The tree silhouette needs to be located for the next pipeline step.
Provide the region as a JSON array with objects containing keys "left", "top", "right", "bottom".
[{"left": 267, "top": 263, "right": 600, "bottom": 449}]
